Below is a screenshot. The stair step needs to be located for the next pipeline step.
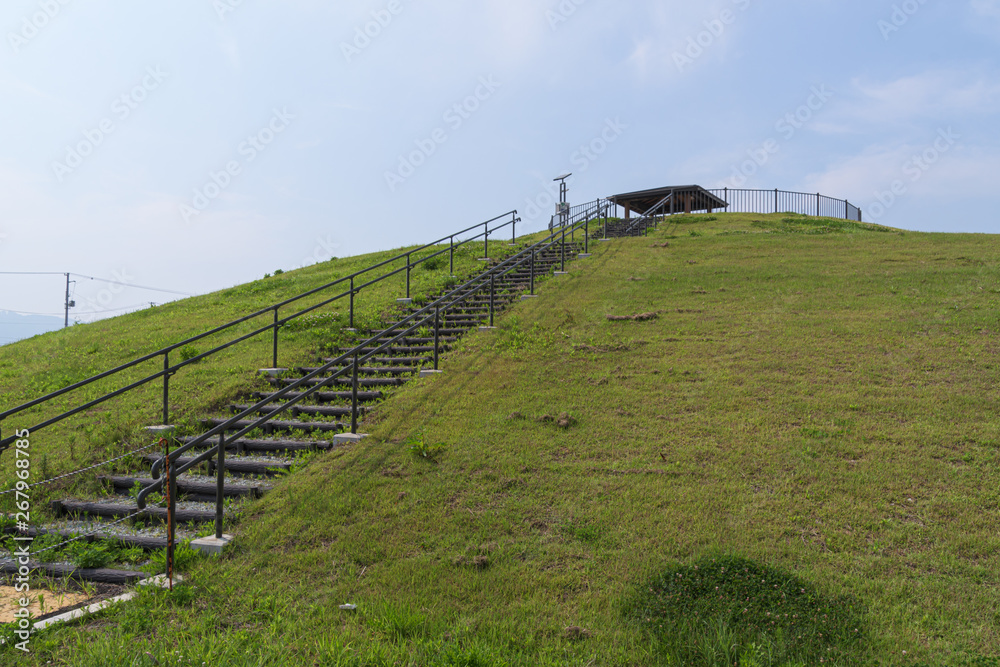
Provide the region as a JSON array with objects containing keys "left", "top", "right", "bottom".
[
  {"left": 321, "top": 357, "right": 427, "bottom": 367},
  {"left": 178, "top": 435, "right": 331, "bottom": 454},
  {"left": 52, "top": 499, "right": 217, "bottom": 524},
  {"left": 230, "top": 403, "right": 370, "bottom": 418},
  {"left": 270, "top": 376, "right": 406, "bottom": 388},
  {"left": 143, "top": 453, "right": 295, "bottom": 476},
  {"left": 297, "top": 366, "right": 418, "bottom": 377},
  {"left": 201, "top": 417, "right": 345, "bottom": 434},
  {"left": 0, "top": 561, "right": 146, "bottom": 585},
  {"left": 1, "top": 524, "right": 179, "bottom": 551},
  {"left": 98, "top": 475, "right": 268, "bottom": 499},
  {"left": 252, "top": 390, "right": 384, "bottom": 403}
]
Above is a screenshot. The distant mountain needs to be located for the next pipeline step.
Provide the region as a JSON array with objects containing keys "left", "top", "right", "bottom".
[{"left": 0, "top": 311, "right": 65, "bottom": 346}]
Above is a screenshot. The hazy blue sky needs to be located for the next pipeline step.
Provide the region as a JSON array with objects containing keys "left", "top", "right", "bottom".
[{"left": 1, "top": 0, "right": 997, "bottom": 327}]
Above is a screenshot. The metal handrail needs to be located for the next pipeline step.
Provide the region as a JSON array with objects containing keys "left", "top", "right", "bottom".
[
  {"left": 138, "top": 203, "right": 607, "bottom": 538},
  {"left": 0, "top": 211, "right": 519, "bottom": 455}
]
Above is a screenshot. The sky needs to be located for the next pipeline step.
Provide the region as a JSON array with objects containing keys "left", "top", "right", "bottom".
[{"left": 0, "top": 0, "right": 997, "bottom": 333}]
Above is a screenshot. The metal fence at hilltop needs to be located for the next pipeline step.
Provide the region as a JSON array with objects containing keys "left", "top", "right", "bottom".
[{"left": 704, "top": 188, "right": 862, "bottom": 221}]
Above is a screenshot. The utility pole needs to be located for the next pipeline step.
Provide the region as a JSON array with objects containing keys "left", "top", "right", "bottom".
[
  {"left": 64, "top": 273, "right": 75, "bottom": 328},
  {"left": 554, "top": 173, "right": 572, "bottom": 227}
]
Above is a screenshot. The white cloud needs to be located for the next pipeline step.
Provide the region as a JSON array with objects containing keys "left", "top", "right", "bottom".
[{"left": 834, "top": 70, "right": 1000, "bottom": 127}]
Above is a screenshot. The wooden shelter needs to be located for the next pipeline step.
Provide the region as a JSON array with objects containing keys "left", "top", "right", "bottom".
[{"left": 609, "top": 185, "right": 729, "bottom": 219}]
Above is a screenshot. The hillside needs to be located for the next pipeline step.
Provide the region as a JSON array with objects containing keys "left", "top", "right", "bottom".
[{"left": 4, "top": 213, "right": 1000, "bottom": 666}]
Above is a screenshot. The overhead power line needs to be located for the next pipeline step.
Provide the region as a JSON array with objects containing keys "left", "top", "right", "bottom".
[{"left": 0, "top": 272, "right": 194, "bottom": 297}]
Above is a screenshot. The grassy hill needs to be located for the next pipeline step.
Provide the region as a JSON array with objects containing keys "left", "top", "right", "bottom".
[{"left": 4, "top": 213, "right": 1000, "bottom": 665}]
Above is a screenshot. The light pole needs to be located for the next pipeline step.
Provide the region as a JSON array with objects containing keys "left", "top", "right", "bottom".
[{"left": 554, "top": 173, "right": 571, "bottom": 229}]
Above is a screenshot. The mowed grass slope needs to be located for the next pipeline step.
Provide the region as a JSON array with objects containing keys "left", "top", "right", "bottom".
[
  {"left": 7, "top": 213, "right": 1000, "bottom": 665},
  {"left": 0, "top": 238, "right": 519, "bottom": 503}
]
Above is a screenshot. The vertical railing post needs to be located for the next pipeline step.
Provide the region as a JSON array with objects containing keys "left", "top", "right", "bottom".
[
  {"left": 530, "top": 250, "right": 536, "bottom": 295},
  {"left": 351, "top": 353, "right": 359, "bottom": 434},
  {"left": 449, "top": 237, "right": 455, "bottom": 275},
  {"left": 162, "top": 353, "right": 170, "bottom": 425},
  {"left": 272, "top": 308, "right": 279, "bottom": 369},
  {"left": 489, "top": 273, "right": 495, "bottom": 328},
  {"left": 561, "top": 226, "right": 566, "bottom": 272},
  {"left": 585, "top": 217, "right": 589, "bottom": 254},
  {"left": 215, "top": 433, "right": 225, "bottom": 539},
  {"left": 349, "top": 277, "right": 355, "bottom": 330},
  {"left": 166, "top": 451, "right": 176, "bottom": 591},
  {"left": 484, "top": 224, "right": 489, "bottom": 260},
  {"left": 845, "top": 199, "right": 849, "bottom": 220},
  {"left": 817, "top": 193, "right": 821, "bottom": 217},
  {"left": 406, "top": 253, "right": 411, "bottom": 299},
  {"left": 512, "top": 213, "right": 517, "bottom": 245},
  {"left": 433, "top": 306, "right": 440, "bottom": 370},
  {"left": 775, "top": 188, "right": 779, "bottom": 214}
]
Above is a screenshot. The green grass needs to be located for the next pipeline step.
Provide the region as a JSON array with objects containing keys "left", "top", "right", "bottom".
[
  {"left": 0, "top": 238, "right": 526, "bottom": 516},
  {"left": 3, "top": 213, "right": 1000, "bottom": 665}
]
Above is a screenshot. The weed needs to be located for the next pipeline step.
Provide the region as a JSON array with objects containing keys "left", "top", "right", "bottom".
[
  {"left": 406, "top": 433, "right": 445, "bottom": 462},
  {"left": 179, "top": 345, "right": 202, "bottom": 363}
]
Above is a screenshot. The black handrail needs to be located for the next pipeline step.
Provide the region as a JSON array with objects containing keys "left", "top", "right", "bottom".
[
  {"left": 0, "top": 211, "right": 519, "bottom": 455},
  {"left": 137, "top": 203, "right": 606, "bottom": 538}
]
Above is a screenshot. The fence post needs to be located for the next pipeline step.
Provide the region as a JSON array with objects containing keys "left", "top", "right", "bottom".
[
  {"left": 817, "top": 193, "right": 820, "bottom": 217},
  {"left": 351, "top": 353, "right": 359, "bottom": 434},
  {"left": 775, "top": 188, "right": 778, "bottom": 214},
  {"left": 433, "top": 306, "right": 440, "bottom": 370},
  {"left": 272, "top": 308, "right": 280, "bottom": 369},
  {"left": 512, "top": 213, "right": 517, "bottom": 245},
  {"left": 489, "top": 273, "right": 495, "bottom": 328},
  {"left": 215, "top": 433, "right": 225, "bottom": 539},
  {"left": 530, "top": 250, "right": 535, "bottom": 295},
  {"left": 349, "top": 277, "right": 355, "bottom": 329},
  {"left": 165, "top": 450, "right": 176, "bottom": 591},
  {"left": 585, "top": 217, "right": 589, "bottom": 254},
  {"left": 561, "top": 226, "right": 566, "bottom": 272},
  {"left": 450, "top": 237, "right": 455, "bottom": 276},
  {"left": 484, "top": 224, "right": 490, "bottom": 260},
  {"left": 406, "top": 252, "right": 411, "bottom": 299},
  {"left": 844, "top": 199, "right": 848, "bottom": 220},
  {"left": 162, "top": 353, "right": 170, "bottom": 425}
]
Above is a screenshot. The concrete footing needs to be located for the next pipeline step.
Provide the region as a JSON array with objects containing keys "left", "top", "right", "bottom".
[
  {"left": 478, "top": 326, "right": 497, "bottom": 331},
  {"left": 419, "top": 369, "right": 443, "bottom": 379},
  {"left": 258, "top": 368, "right": 288, "bottom": 378},
  {"left": 520, "top": 295, "right": 539, "bottom": 300},
  {"left": 191, "top": 534, "right": 234, "bottom": 556},
  {"left": 333, "top": 433, "right": 369, "bottom": 445},
  {"left": 144, "top": 425, "right": 176, "bottom": 438},
  {"left": 554, "top": 271, "right": 569, "bottom": 276},
  {"left": 396, "top": 298, "right": 413, "bottom": 304},
  {"left": 577, "top": 253, "right": 592, "bottom": 258}
]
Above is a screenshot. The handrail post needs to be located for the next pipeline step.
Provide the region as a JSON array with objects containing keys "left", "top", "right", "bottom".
[
  {"left": 162, "top": 353, "right": 170, "bottom": 425},
  {"left": 349, "top": 277, "right": 355, "bottom": 329},
  {"left": 215, "top": 433, "right": 225, "bottom": 539},
  {"left": 484, "top": 224, "right": 489, "bottom": 260},
  {"left": 449, "top": 237, "right": 455, "bottom": 275},
  {"left": 406, "top": 252, "right": 411, "bottom": 299},
  {"left": 512, "top": 213, "right": 517, "bottom": 245},
  {"left": 166, "top": 450, "right": 176, "bottom": 591},
  {"left": 489, "top": 273, "right": 495, "bottom": 327},
  {"left": 585, "top": 217, "right": 589, "bottom": 254},
  {"left": 561, "top": 226, "right": 566, "bottom": 272},
  {"left": 433, "top": 306, "right": 440, "bottom": 370},
  {"left": 775, "top": 188, "right": 779, "bottom": 214},
  {"left": 272, "top": 308, "right": 279, "bottom": 369},
  {"left": 350, "top": 352, "right": 359, "bottom": 434},
  {"left": 530, "top": 250, "right": 535, "bottom": 295},
  {"left": 845, "top": 199, "right": 849, "bottom": 220}
]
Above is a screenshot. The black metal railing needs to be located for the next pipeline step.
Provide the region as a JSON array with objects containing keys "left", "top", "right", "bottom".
[
  {"left": 138, "top": 204, "right": 607, "bottom": 538},
  {"left": 0, "top": 211, "right": 520, "bottom": 456},
  {"left": 703, "top": 188, "right": 863, "bottom": 221}
]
